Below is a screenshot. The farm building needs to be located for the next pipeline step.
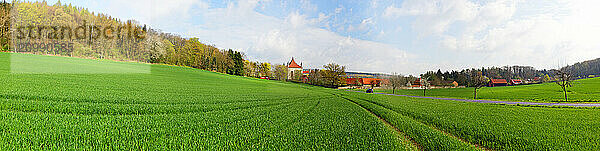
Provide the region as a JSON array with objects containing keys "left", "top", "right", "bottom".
[
  {"left": 362, "top": 78, "right": 383, "bottom": 86},
  {"left": 489, "top": 79, "right": 508, "bottom": 87},
  {"left": 443, "top": 81, "right": 459, "bottom": 87},
  {"left": 410, "top": 78, "right": 422, "bottom": 87},
  {"left": 346, "top": 78, "right": 383, "bottom": 87},
  {"left": 410, "top": 78, "right": 433, "bottom": 87},
  {"left": 510, "top": 79, "right": 523, "bottom": 85}
]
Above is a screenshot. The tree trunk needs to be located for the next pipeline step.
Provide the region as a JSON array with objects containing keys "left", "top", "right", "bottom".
[
  {"left": 564, "top": 87, "right": 568, "bottom": 102},
  {"left": 474, "top": 88, "right": 477, "bottom": 99},
  {"left": 423, "top": 88, "right": 426, "bottom": 96},
  {"left": 392, "top": 88, "right": 395, "bottom": 94}
]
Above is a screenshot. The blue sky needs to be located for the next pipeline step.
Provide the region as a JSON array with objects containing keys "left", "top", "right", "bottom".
[{"left": 38, "top": 0, "right": 600, "bottom": 75}]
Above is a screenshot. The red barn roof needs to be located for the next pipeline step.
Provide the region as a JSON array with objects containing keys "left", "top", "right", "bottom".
[
  {"left": 362, "top": 78, "right": 382, "bottom": 85},
  {"left": 346, "top": 78, "right": 361, "bottom": 85},
  {"left": 490, "top": 79, "right": 507, "bottom": 84},
  {"left": 345, "top": 78, "right": 383, "bottom": 85},
  {"left": 288, "top": 58, "right": 302, "bottom": 68}
]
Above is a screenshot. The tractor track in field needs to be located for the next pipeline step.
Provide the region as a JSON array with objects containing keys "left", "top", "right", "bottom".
[
  {"left": 348, "top": 95, "right": 491, "bottom": 151},
  {"left": 333, "top": 91, "right": 493, "bottom": 151},
  {"left": 331, "top": 93, "right": 422, "bottom": 150}
]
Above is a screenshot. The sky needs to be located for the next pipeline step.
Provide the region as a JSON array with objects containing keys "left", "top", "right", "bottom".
[{"left": 37, "top": 0, "right": 600, "bottom": 75}]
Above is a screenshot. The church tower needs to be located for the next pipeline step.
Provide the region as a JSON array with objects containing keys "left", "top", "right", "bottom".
[{"left": 287, "top": 57, "right": 303, "bottom": 80}]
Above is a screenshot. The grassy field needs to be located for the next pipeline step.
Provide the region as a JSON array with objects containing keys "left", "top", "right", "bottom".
[
  {"left": 0, "top": 53, "right": 414, "bottom": 150},
  {"left": 373, "top": 79, "right": 600, "bottom": 102},
  {"left": 1, "top": 52, "right": 600, "bottom": 150},
  {"left": 342, "top": 91, "right": 600, "bottom": 150}
]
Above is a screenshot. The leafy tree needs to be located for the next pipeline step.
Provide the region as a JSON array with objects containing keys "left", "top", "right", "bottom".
[
  {"left": 543, "top": 74, "right": 552, "bottom": 82},
  {"left": 272, "top": 64, "right": 288, "bottom": 81},
  {"left": 259, "top": 62, "right": 272, "bottom": 77},
  {"left": 470, "top": 71, "right": 489, "bottom": 99},
  {"left": 322, "top": 63, "right": 346, "bottom": 88},
  {"left": 225, "top": 49, "right": 244, "bottom": 76}
]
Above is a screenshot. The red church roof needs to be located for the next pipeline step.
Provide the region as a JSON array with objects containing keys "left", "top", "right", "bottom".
[{"left": 288, "top": 58, "right": 302, "bottom": 68}]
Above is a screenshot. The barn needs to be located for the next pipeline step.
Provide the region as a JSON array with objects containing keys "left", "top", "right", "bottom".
[{"left": 489, "top": 79, "right": 508, "bottom": 87}]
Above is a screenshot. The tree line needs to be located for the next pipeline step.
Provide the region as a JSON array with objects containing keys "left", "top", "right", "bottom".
[
  {"left": 1, "top": 1, "right": 246, "bottom": 76},
  {"left": 420, "top": 66, "right": 553, "bottom": 86},
  {"left": 562, "top": 58, "right": 600, "bottom": 78}
]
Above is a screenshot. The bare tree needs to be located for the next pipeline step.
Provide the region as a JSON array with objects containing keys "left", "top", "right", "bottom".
[
  {"left": 386, "top": 73, "right": 405, "bottom": 94},
  {"left": 420, "top": 77, "right": 430, "bottom": 96},
  {"left": 555, "top": 69, "right": 573, "bottom": 102},
  {"left": 470, "top": 71, "right": 489, "bottom": 99},
  {"left": 307, "top": 69, "right": 322, "bottom": 85},
  {"left": 272, "top": 64, "right": 288, "bottom": 81}
]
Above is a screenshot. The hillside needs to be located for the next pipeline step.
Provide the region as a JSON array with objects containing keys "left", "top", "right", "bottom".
[
  {"left": 1, "top": 1, "right": 248, "bottom": 78},
  {"left": 0, "top": 52, "right": 417, "bottom": 150},
  {"left": 563, "top": 57, "right": 600, "bottom": 78},
  {"left": 2, "top": 52, "right": 600, "bottom": 150}
]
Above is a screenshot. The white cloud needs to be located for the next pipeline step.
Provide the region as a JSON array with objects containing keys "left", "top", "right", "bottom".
[
  {"left": 60, "top": 0, "right": 600, "bottom": 74},
  {"left": 186, "top": 0, "right": 419, "bottom": 74},
  {"left": 300, "top": 0, "right": 318, "bottom": 13},
  {"left": 383, "top": 0, "right": 600, "bottom": 70}
]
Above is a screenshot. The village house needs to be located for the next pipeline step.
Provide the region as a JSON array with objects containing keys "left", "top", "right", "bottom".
[
  {"left": 510, "top": 79, "right": 523, "bottom": 85},
  {"left": 489, "top": 79, "right": 508, "bottom": 87},
  {"left": 345, "top": 78, "right": 383, "bottom": 87},
  {"left": 443, "top": 81, "right": 459, "bottom": 87},
  {"left": 410, "top": 78, "right": 423, "bottom": 87}
]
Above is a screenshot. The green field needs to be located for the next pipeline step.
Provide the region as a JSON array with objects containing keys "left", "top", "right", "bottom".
[
  {"left": 1, "top": 52, "right": 600, "bottom": 150},
  {"left": 373, "top": 79, "right": 600, "bottom": 103}
]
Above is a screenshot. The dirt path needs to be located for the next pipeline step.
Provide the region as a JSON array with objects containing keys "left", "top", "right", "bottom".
[{"left": 350, "top": 90, "right": 600, "bottom": 107}]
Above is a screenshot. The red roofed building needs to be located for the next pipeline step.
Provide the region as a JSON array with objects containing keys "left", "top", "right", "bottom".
[
  {"left": 410, "top": 78, "right": 423, "bottom": 87},
  {"left": 287, "top": 58, "right": 303, "bottom": 80},
  {"left": 288, "top": 58, "right": 302, "bottom": 68},
  {"left": 510, "top": 79, "right": 523, "bottom": 85},
  {"left": 489, "top": 79, "right": 508, "bottom": 87},
  {"left": 345, "top": 78, "right": 383, "bottom": 87},
  {"left": 362, "top": 78, "right": 382, "bottom": 86},
  {"left": 346, "top": 78, "right": 361, "bottom": 85}
]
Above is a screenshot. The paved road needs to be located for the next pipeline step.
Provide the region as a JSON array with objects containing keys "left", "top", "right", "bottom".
[{"left": 350, "top": 90, "right": 600, "bottom": 107}]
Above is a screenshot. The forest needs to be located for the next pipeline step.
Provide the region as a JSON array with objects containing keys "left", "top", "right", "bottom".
[
  {"left": 1, "top": 1, "right": 247, "bottom": 76},
  {"left": 562, "top": 58, "right": 600, "bottom": 78},
  {"left": 421, "top": 66, "right": 554, "bottom": 86},
  {"left": 1, "top": 1, "right": 9, "bottom": 51}
]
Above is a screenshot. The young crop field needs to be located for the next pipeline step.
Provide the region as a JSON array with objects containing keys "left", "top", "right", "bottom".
[
  {"left": 373, "top": 79, "right": 600, "bottom": 103},
  {"left": 338, "top": 91, "right": 600, "bottom": 150},
  {"left": 1, "top": 52, "right": 600, "bottom": 150},
  {"left": 0, "top": 53, "right": 415, "bottom": 150}
]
